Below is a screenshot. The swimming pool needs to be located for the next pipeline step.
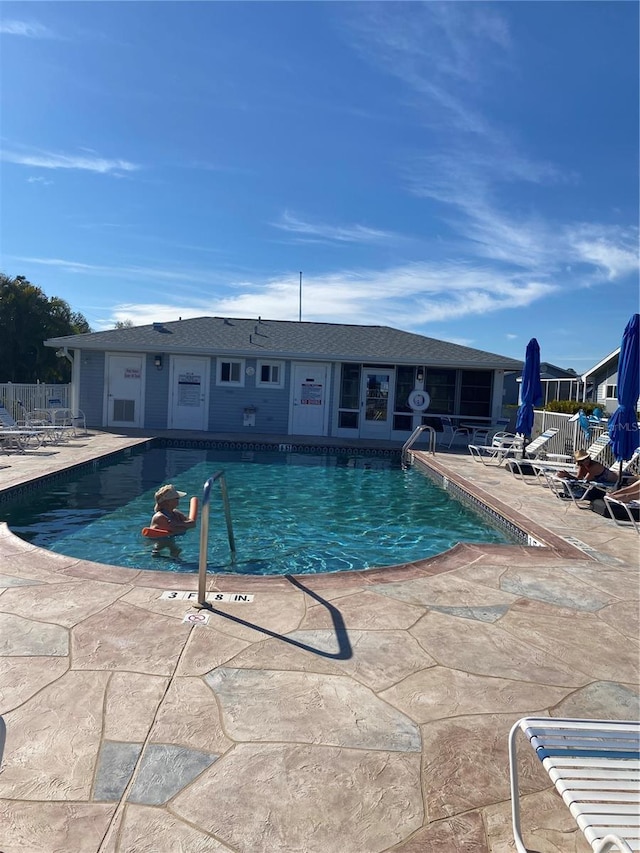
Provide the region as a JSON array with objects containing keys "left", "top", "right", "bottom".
[{"left": 3, "top": 446, "right": 512, "bottom": 575}]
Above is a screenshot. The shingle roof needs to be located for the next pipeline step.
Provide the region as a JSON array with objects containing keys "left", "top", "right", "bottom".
[{"left": 45, "top": 316, "right": 523, "bottom": 369}]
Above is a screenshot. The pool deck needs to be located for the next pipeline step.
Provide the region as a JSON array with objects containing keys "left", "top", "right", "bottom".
[{"left": 0, "top": 429, "right": 638, "bottom": 853}]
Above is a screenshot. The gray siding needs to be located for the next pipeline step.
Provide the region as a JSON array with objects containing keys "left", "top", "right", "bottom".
[
  {"left": 78, "top": 351, "right": 105, "bottom": 428},
  {"left": 145, "top": 354, "right": 170, "bottom": 428},
  {"left": 208, "top": 358, "right": 290, "bottom": 434}
]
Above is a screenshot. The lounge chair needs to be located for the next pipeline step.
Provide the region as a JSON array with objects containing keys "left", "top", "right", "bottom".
[
  {"left": 540, "top": 448, "right": 640, "bottom": 505},
  {"left": 468, "top": 432, "right": 524, "bottom": 465},
  {"left": 602, "top": 495, "right": 640, "bottom": 534},
  {"left": 532, "top": 433, "right": 612, "bottom": 471},
  {"left": 504, "top": 428, "right": 561, "bottom": 481},
  {"left": 509, "top": 716, "right": 640, "bottom": 853}
]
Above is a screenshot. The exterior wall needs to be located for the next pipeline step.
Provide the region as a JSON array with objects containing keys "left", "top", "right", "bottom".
[
  {"left": 145, "top": 353, "right": 171, "bottom": 428},
  {"left": 208, "top": 356, "right": 291, "bottom": 434},
  {"left": 73, "top": 349, "right": 513, "bottom": 438},
  {"left": 78, "top": 350, "right": 106, "bottom": 428}
]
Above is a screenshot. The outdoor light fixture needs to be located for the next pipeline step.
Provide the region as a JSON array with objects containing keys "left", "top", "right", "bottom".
[
  {"left": 154, "top": 355, "right": 163, "bottom": 370},
  {"left": 416, "top": 366, "right": 424, "bottom": 382}
]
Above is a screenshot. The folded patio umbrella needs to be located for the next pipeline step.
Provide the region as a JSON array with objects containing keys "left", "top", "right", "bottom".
[
  {"left": 608, "top": 313, "right": 640, "bottom": 486},
  {"left": 515, "top": 338, "right": 543, "bottom": 451}
]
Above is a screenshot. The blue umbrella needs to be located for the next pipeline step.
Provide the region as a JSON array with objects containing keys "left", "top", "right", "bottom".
[
  {"left": 515, "top": 338, "right": 543, "bottom": 446},
  {"left": 608, "top": 313, "right": 640, "bottom": 484},
  {"left": 578, "top": 409, "right": 591, "bottom": 440}
]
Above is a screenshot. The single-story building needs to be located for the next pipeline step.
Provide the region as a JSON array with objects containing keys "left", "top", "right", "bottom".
[
  {"left": 505, "top": 362, "right": 582, "bottom": 406},
  {"left": 580, "top": 348, "right": 622, "bottom": 413},
  {"left": 45, "top": 317, "right": 522, "bottom": 442}
]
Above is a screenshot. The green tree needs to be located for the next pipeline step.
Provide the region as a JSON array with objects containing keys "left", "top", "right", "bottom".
[{"left": 0, "top": 273, "right": 91, "bottom": 382}]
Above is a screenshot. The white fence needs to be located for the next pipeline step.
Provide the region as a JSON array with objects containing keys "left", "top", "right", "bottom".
[
  {"left": 0, "top": 382, "right": 71, "bottom": 421},
  {"left": 533, "top": 410, "right": 614, "bottom": 467}
]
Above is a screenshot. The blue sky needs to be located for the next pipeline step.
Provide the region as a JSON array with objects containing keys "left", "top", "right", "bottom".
[{"left": 1, "top": 1, "right": 638, "bottom": 369}]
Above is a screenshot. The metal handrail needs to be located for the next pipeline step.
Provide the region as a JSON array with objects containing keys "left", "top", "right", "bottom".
[
  {"left": 195, "top": 471, "right": 236, "bottom": 609},
  {"left": 401, "top": 425, "right": 436, "bottom": 467}
]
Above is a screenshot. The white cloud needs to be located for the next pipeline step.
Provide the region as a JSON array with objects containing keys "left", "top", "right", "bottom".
[
  {"left": 272, "top": 211, "right": 400, "bottom": 244},
  {"left": 0, "top": 20, "right": 53, "bottom": 38},
  {"left": 2, "top": 149, "right": 139, "bottom": 175},
  {"left": 73, "top": 259, "right": 557, "bottom": 331},
  {"left": 565, "top": 224, "right": 640, "bottom": 281},
  {"left": 27, "top": 176, "right": 53, "bottom": 186}
]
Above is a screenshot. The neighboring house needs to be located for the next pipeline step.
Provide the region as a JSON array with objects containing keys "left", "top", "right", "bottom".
[
  {"left": 581, "top": 348, "right": 621, "bottom": 412},
  {"left": 505, "top": 362, "right": 582, "bottom": 406},
  {"left": 44, "top": 317, "right": 522, "bottom": 441}
]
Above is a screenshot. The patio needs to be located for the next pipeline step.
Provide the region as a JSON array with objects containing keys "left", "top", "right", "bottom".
[{"left": 0, "top": 430, "right": 638, "bottom": 852}]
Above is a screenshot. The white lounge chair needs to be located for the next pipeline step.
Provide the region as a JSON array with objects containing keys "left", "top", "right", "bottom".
[
  {"left": 603, "top": 496, "right": 640, "bottom": 534},
  {"left": 509, "top": 717, "right": 640, "bottom": 853},
  {"left": 533, "top": 433, "right": 612, "bottom": 471},
  {"left": 468, "top": 432, "right": 524, "bottom": 465},
  {"left": 505, "top": 428, "right": 562, "bottom": 481}
]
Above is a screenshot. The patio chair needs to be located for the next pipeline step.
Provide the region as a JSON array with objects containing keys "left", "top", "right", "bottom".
[
  {"left": 468, "top": 432, "right": 524, "bottom": 465},
  {"left": 538, "top": 447, "right": 640, "bottom": 503},
  {"left": 9, "top": 404, "right": 73, "bottom": 443},
  {"left": 505, "top": 428, "right": 561, "bottom": 482},
  {"left": 537, "top": 433, "right": 612, "bottom": 468},
  {"left": 466, "top": 417, "right": 512, "bottom": 446},
  {"left": 0, "top": 407, "right": 49, "bottom": 450},
  {"left": 509, "top": 716, "right": 640, "bottom": 853},
  {"left": 439, "top": 416, "right": 473, "bottom": 449},
  {"left": 603, "top": 495, "right": 640, "bottom": 534}
]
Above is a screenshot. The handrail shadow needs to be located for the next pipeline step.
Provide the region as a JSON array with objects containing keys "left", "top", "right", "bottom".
[{"left": 197, "top": 574, "right": 352, "bottom": 660}]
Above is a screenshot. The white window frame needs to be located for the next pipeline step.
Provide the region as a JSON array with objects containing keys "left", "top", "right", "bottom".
[
  {"left": 605, "top": 384, "right": 617, "bottom": 398},
  {"left": 216, "top": 358, "right": 245, "bottom": 387},
  {"left": 257, "top": 360, "right": 285, "bottom": 389}
]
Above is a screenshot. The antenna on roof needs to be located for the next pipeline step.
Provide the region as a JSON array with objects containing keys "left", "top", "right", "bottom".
[{"left": 299, "top": 271, "right": 302, "bottom": 322}]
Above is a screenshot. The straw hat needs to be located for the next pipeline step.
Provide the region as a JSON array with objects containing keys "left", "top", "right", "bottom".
[
  {"left": 574, "top": 449, "right": 590, "bottom": 462},
  {"left": 154, "top": 484, "right": 187, "bottom": 510}
]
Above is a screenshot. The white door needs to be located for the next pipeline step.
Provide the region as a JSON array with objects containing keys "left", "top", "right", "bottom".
[
  {"left": 290, "top": 363, "right": 330, "bottom": 436},
  {"left": 169, "top": 356, "right": 210, "bottom": 431},
  {"left": 106, "top": 354, "right": 144, "bottom": 428},
  {"left": 360, "top": 369, "right": 394, "bottom": 439}
]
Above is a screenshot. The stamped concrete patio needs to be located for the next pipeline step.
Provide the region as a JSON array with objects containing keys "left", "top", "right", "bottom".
[{"left": 0, "top": 430, "right": 638, "bottom": 852}]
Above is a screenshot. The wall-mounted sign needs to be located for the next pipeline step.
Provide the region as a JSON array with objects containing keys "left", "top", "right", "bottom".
[{"left": 301, "top": 383, "right": 322, "bottom": 405}]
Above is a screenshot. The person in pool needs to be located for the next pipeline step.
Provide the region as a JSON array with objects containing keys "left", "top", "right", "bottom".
[{"left": 149, "top": 484, "right": 197, "bottom": 557}]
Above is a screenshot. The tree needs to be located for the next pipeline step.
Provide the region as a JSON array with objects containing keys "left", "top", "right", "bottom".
[
  {"left": 114, "top": 319, "right": 134, "bottom": 329},
  {"left": 0, "top": 273, "right": 92, "bottom": 383}
]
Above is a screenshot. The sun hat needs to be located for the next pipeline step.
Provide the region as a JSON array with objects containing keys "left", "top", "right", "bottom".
[
  {"left": 154, "top": 484, "right": 187, "bottom": 509},
  {"left": 574, "top": 449, "right": 590, "bottom": 462}
]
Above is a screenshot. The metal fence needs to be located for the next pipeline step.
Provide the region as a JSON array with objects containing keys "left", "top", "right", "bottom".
[{"left": 0, "top": 382, "right": 71, "bottom": 421}]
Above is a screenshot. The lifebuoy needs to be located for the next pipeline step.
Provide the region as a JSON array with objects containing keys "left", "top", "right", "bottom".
[{"left": 407, "top": 389, "right": 431, "bottom": 412}]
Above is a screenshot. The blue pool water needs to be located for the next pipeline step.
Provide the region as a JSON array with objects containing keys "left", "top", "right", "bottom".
[{"left": 3, "top": 446, "right": 511, "bottom": 575}]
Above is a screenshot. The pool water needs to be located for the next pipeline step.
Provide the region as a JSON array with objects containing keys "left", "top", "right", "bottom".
[{"left": 3, "top": 447, "right": 511, "bottom": 575}]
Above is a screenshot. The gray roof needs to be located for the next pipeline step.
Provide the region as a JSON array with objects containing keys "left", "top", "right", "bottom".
[{"left": 45, "top": 316, "right": 523, "bottom": 369}]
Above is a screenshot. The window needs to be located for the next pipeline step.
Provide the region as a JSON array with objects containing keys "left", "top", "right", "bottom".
[
  {"left": 217, "top": 358, "right": 244, "bottom": 386},
  {"left": 257, "top": 360, "right": 284, "bottom": 388},
  {"left": 606, "top": 384, "right": 617, "bottom": 398},
  {"left": 425, "top": 368, "right": 456, "bottom": 414},
  {"left": 460, "top": 370, "right": 493, "bottom": 417}
]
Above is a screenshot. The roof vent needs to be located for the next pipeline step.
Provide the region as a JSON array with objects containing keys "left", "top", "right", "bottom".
[{"left": 152, "top": 322, "right": 164, "bottom": 331}]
